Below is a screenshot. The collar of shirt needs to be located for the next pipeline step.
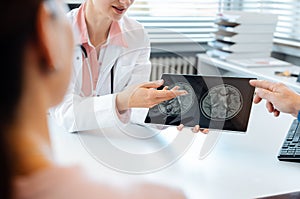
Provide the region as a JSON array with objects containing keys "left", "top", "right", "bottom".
[{"left": 74, "top": 2, "right": 128, "bottom": 48}]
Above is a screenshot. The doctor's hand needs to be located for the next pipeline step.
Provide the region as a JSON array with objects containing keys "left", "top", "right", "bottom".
[
  {"left": 250, "top": 80, "right": 300, "bottom": 117},
  {"left": 176, "top": 124, "right": 209, "bottom": 134},
  {"left": 116, "top": 80, "right": 188, "bottom": 112}
]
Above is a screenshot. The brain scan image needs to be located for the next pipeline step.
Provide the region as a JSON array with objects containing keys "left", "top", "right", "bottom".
[
  {"left": 201, "top": 84, "right": 243, "bottom": 121},
  {"left": 146, "top": 74, "right": 255, "bottom": 131},
  {"left": 158, "top": 82, "right": 195, "bottom": 116}
]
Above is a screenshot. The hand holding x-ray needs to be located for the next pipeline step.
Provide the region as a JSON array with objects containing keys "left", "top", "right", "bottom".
[
  {"left": 117, "top": 79, "right": 209, "bottom": 133},
  {"left": 116, "top": 80, "right": 187, "bottom": 112}
]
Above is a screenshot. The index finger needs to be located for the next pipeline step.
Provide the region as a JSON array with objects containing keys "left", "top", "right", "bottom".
[
  {"left": 249, "top": 80, "right": 276, "bottom": 91},
  {"left": 154, "top": 89, "right": 187, "bottom": 99},
  {"left": 141, "top": 80, "right": 164, "bottom": 89},
  {"left": 255, "top": 87, "right": 275, "bottom": 103}
]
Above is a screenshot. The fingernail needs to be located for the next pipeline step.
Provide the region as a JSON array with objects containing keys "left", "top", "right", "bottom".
[
  {"left": 202, "top": 129, "right": 209, "bottom": 134},
  {"left": 179, "top": 91, "right": 188, "bottom": 96},
  {"left": 177, "top": 124, "right": 184, "bottom": 131}
]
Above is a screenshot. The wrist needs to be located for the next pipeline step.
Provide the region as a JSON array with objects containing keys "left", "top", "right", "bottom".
[{"left": 116, "top": 93, "right": 129, "bottom": 112}]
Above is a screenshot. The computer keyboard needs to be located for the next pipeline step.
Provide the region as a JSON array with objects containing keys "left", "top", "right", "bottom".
[{"left": 278, "top": 119, "right": 300, "bottom": 162}]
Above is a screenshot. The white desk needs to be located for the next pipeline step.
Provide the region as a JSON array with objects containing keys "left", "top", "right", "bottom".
[
  {"left": 49, "top": 102, "right": 300, "bottom": 199},
  {"left": 197, "top": 54, "right": 300, "bottom": 93}
]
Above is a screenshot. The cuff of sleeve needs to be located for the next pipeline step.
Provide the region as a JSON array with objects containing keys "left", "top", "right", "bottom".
[
  {"left": 93, "top": 94, "right": 131, "bottom": 128},
  {"left": 116, "top": 106, "right": 131, "bottom": 124},
  {"left": 298, "top": 111, "right": 300, "bottom": 122}
]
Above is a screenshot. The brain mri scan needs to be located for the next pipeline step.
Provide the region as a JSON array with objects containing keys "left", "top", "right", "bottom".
[
  {"left": 145, "top": 74, "right": 255, "bottom": 131},
  {"left": 201, "top": 84, "right": 243, "bottom": 121},
  {"left": 158, "top": 82, "right": 195, "bottom": 116}
]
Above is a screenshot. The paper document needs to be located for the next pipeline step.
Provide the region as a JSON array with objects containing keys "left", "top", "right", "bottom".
[
  {"left": 217, "top": 11, "right": 278, "bottom": 24},
  {"left": 207, "top": 49, "right": 271, "bottom": 60},
  {"left": 227, "top": 57, "right": 292, "bottom": 68},
  {"left": 213, "top": 32, "right": 273, "bottom": 43},
  {"left": 208, "top": 41, "right": 273, "bottom": 53}
]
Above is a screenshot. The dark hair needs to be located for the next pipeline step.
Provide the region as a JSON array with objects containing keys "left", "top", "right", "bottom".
[{"left": 0, "top": 0, "right": 43, "bottom": 198}]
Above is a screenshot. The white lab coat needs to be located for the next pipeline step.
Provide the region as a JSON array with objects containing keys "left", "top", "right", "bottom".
[{"left": 50, "top": 8, "right": 151, "bottom": 133}]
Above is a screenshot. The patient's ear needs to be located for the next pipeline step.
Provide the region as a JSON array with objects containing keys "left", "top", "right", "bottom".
[{"left": 36, "top": 2, "right": 56, "bottom": 72}]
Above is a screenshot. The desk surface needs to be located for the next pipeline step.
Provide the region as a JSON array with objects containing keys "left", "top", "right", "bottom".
[
  {"left": 49, "top": 102, "right": 300, "bottom": 199},
  {"left": 197, "top": 54, "right": 300, "bottom": 93}
]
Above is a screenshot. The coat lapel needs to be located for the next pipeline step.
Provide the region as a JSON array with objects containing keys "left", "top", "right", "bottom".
[{"left": 96, "top": 45, "right": 123, "bottom": 93}]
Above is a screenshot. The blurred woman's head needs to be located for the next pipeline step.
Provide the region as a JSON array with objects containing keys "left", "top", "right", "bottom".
[
  {"left": 0, "top": 0, "right": 74, "bottom": 128},
  {"left": 0, "top": 0, "right": 74, "bottom": 198}
]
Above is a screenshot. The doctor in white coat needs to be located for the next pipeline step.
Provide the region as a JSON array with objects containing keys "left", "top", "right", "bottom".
[{"left": 50, "top": 0, "right": 190, "bottom": 133}]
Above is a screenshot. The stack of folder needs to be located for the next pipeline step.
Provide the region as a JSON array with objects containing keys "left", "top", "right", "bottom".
[{"left": 207, "top": 11, "right": 278, "bottom": 61}]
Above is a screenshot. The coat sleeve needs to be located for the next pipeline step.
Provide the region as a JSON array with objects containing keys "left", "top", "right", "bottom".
[{"left": 49, "top": 92, "right": 130, "bottom": 133}]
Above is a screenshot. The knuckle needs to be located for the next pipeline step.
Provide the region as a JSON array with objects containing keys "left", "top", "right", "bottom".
[
  {"left": 275, "top": 82, "right": 284, "bottom": 88},
  {"left": 144, "top": 94, "right": 151, "bottom": 101},
  {"left": 146, "top": 90, "right": 155, "bottom": 99}
]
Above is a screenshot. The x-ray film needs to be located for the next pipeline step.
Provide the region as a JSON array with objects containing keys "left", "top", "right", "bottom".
[{"left": 144, "top": 74, "right": 256, "bottom": 132}]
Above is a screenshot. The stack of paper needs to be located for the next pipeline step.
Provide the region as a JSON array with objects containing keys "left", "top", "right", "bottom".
[
  {"left": 227, "top": 57, "right": 292, "bottom": 68},
  {"left": 206, "top": 49, "right": 271, "bottom": 60},
  {"left": 208, "top": 40, "right": 273, "bottom": 52},
  {"left": 207, "top": 11, "right": 278, "bottom": 60}
]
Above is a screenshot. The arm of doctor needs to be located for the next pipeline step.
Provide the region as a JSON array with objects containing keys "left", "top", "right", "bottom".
[
  {"left": 116, "top": 80, "right": 186, "bottom": 111},
  {"left": 116, "top": 80, "right": 209, "bottom": 133}
]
